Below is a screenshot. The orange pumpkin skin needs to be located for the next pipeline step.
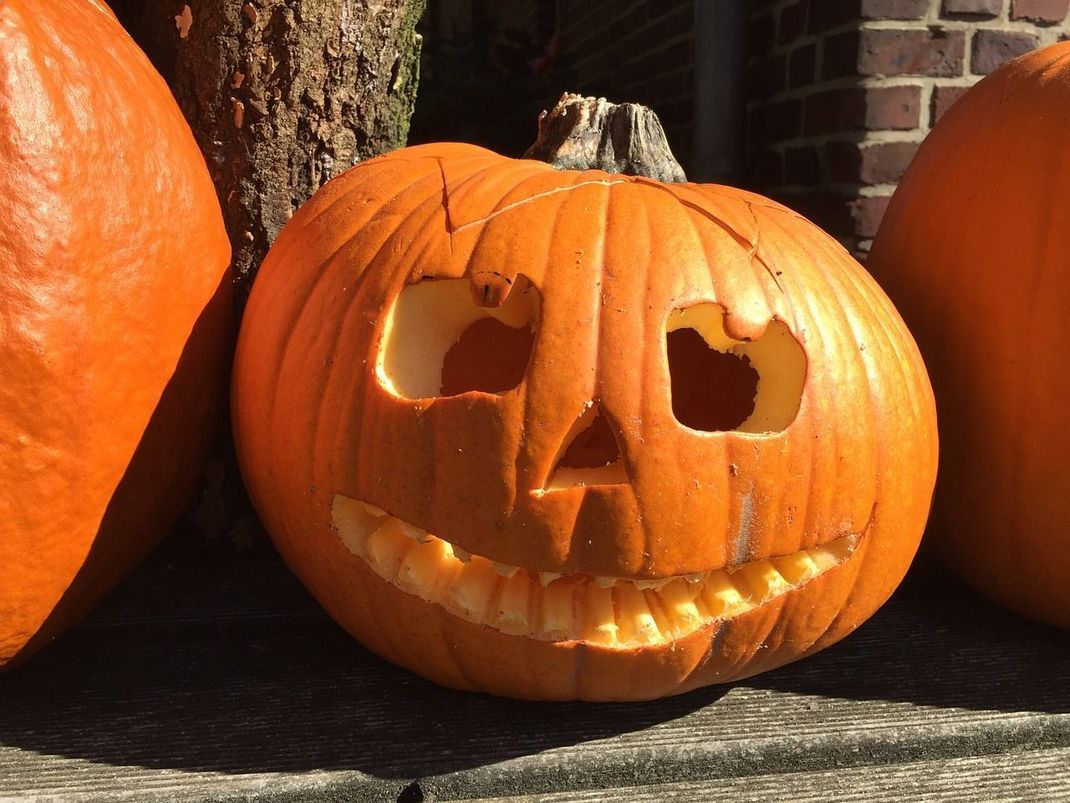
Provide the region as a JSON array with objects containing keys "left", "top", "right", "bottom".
[
  {"left": 0, "top": 0, "right": 231, "bottom": 667},
  {"left": 869, "top": 43, "right": 1070, "bottom": 631},
  {"left": 233, "top": 142, "right": 937, "bottom": 701}
]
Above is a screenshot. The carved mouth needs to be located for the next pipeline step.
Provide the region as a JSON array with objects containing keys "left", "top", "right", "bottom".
[{"left": 332, "top": 494, "right": 858, "bottom": 648}]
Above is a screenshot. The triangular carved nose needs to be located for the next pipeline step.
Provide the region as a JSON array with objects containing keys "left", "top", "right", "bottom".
[{"left": 544, "top": 403, "right": 628, "bottom": 491}]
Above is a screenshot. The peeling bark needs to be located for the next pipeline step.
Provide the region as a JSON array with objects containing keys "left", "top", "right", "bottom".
[{"left": 127, "top": 0, "right": 426, "bottom": 304}]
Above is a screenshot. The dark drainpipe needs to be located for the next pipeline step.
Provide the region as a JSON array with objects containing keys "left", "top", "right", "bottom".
[{"left": 692, "top": 0, "right": 749, "bottom": 184}]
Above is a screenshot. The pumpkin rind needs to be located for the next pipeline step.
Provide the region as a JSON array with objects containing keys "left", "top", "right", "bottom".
[
  {"left": 868, "top": 43, "right": 1070, "bottom": 630},
  {"left": 0, "top": 0, "right": 231, "bottom": 666},
  {"left": 234, "top": 142, "right": 937, "bottom": 700}
]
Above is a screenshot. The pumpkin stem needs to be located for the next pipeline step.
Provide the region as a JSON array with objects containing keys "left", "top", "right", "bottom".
[{"left": 523, "top": 93, "right": 686, "bottom": 182}]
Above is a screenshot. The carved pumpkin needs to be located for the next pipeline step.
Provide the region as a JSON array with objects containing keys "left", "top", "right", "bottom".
[
  {"left": 233, "top": 142, "right": 937, "bottom": 701},
  {"left": 0, "top": 0, "right": 231, "bottom": 667},
  {"left": 869, "top": 43, "right": 1070, "bottom": 630}
]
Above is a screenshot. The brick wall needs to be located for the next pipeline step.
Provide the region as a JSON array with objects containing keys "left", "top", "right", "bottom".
[
  {"left": 556, "top": 1, "right": 697, "bottom": 171},
  {"left": 748, "top": 0, "right": 1070, "bottom": 256}
]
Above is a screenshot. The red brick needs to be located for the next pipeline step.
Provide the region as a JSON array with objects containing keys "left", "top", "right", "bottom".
[
  {"left": 809, "top": 0, "right": 857, "bottom": 32},
  {"left": 858, "top": 29, "right": 966, "bottom": 76},
  {"left": 941, "top": 0, "right": 1001, "bottom": 16},
  {"left": 861, "top": 0, "right": 931, "bottom": 18},
  {"left": 850, "top": 195, "right": 891, "bottom": 237},
  {"left": 864, "top": 85, "right": 923, "bottom": 128},
  {"left": 607, "top": 5, "right": 651, "bottom": 45},
  {"left": 786, "top": 145, "right": 821, "bottom": 185},
  {"left": 823, "top": 31, "right": 862, "bottom": 79},
  {"left": 751, "top": 99, "right": 804, "bottom": 144},
  {"left": 931, "top": 84, "right": 972, "bottom": 124},
  {"left": 778, "top": 1, "right": 809, "bottom": 45},
  {"left": 971, "top": 30, "right": 1039, "bottom": 74},
  {"left": 776, "top": 191, "right": 853, "bottom": 238},
  {"left": 754, "top": 149, "right": 784, "bottom": 187},
  {"left": 1012, "top": 0, "right": 1070, "bottom": 22},
  {"left": 805, "top": 85, "right": 920, "bottom": 135},
  {"left": 752, "top": 55, "right": 787, "bottom": 97},
  {"left": 805, "top": 89, "right": 865, "bottom": 135},
  {"left": 748, "top": 13, "right": 777, "bottom": 56},
  {"left": 825, "top": 141, "right": 862, "bottom": 183},
  {"left": 645, "top": 4, "right": 693, "bottom": 43},
  {"left": 858, "top": 141, "right": 920, "bottom": 183},
  {"left": 823, "top": 140, "right": 920, "bottom": 184},
  {"left": 789, "top": 44, "right": 817, "bottom": 88}
]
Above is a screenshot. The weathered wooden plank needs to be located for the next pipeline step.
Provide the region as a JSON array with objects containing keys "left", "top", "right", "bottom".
[
  {"left": 461, "top": 748, "right": 1070, "bottom": 803},
  {"left": 0, "top": 546, "right": 1067, "bottom": 801}
]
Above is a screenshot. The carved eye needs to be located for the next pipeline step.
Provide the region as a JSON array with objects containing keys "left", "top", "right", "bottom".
[
  {"left": 666, "top": 304, "right": 805, "bottom": 434},
  {"left": 377, "top": 276, "right": 539, "bottom": 400}
]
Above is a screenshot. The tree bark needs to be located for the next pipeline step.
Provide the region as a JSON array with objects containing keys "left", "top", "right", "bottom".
[
  {"left": 125, "top": 0, "right": 426, "bottom": 305},
  {"left": 110, "top": 0, "right": 425, "bottom": 550}
]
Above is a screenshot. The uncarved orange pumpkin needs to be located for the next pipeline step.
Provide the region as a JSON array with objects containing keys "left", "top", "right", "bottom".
[
  {"left": 0, "top": 0, "right": 231, "bottom": 667},
  {"left": 233, "top": 142, "right": 937, "bottom": 701},
  {"left": 869, "top": 42, "right": 1070, "bottom": 630}
]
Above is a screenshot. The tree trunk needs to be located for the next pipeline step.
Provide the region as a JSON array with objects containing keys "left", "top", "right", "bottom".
[
  {"left": 109, "top": 0, "right": 425, "bottom": 550},
  {"left": 122, "top": 0, "right": 426, "bottom": 305}
]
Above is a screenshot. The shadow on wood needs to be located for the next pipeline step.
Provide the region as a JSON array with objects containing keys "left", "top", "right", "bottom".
[
  {"left": 0, "top": 542, "right": 725, "bottom": 778},
  {"left": 750, "top": 564, "right": 1070, "bottom": 716},
  {"left": 0, "top": 532, "right": 1066, "bottom": 786}
]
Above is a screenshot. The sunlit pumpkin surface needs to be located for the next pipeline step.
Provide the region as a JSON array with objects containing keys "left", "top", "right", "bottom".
[
  {"left": 233, "top": 142, "right": 938, "bottom": 700},
  {"left": 0, "top": 0, "right": 230, "bottom": 667},
  {"left": 869, "top": 42, "right": 1070, "bottom": 630}
]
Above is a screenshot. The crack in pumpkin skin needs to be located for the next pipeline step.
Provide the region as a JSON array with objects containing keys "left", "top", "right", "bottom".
[{"left": 331, "top": 493, "right": 860, "bottom": 648}]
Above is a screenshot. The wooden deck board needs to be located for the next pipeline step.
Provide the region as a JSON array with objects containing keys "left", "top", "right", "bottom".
[
  {"left": 464, "top": 748, "right": 1070, "bottom": 803},
  {"left": 1, "top": 543, "right": 1067, "bottom": 801}
]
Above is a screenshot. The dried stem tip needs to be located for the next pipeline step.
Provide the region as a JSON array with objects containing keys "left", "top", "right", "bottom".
[{"left": 524, "top": 92, "right": 686, "bottom": 183}]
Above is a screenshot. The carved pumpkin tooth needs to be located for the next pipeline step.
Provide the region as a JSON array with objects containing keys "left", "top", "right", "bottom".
[
  {"left": 585, "top": 586, "right": 618, "bottom": 644},
  {"left": 540, "top": 579, "right": 577, "bottom": 640},
  {"left": 685, "top": 573, "right": 705, "bottom": 585},
  {"left": 538, "top": 571, "right": 562, "bottom": 587},
  {"left": 772, "top": 552, "right": 819, "bottom": 586},
  {"left": 493, "top": 572, "right": 531, "bottom": 635},
  {"left": 594, "top": 575, "right": 617, "bottom": 589},
  {"left": 359, "top": 502, "right": 388, "bottom": 519},
  {"left": 701, "top": 571, "right": 750, "bottom": 619},
  {"left": 397, "top": 520, "right": 430, "bottom": 543},
  {"left": 732, "top": 560, "right": 789, "bottom": 605},
  {"left": 658, "top": 579, "right": 703, "bottom": 634},
  {"left": 452, "top": 546, "right": 472, "bottom": 563},
  {"left": 492, "top": 561, "right": 520, "bottom": 579},
  {"left": 364, "top": 520, "right": 415, "bottom": 581},
  {"left": 444, "top": 560, "right": 500, "bottom": 623},
  {"left": 614, "top": 584, "right": 660, "bottom": 645}
]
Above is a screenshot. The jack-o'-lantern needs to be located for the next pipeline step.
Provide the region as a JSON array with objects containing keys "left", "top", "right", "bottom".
[{"left": 233, "top": 100, "right": 937, "bottom": 701}]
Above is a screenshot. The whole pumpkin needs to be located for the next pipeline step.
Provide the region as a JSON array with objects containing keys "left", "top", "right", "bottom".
[
  {"left": 0, "top": 0, "right": 231, "bottom": 667},
  {"left": 233, "top": 142, "right": 937, "bottom": 701},
  {"left": 868, "top": 43, "right": 1070, "bottom": 630}
]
